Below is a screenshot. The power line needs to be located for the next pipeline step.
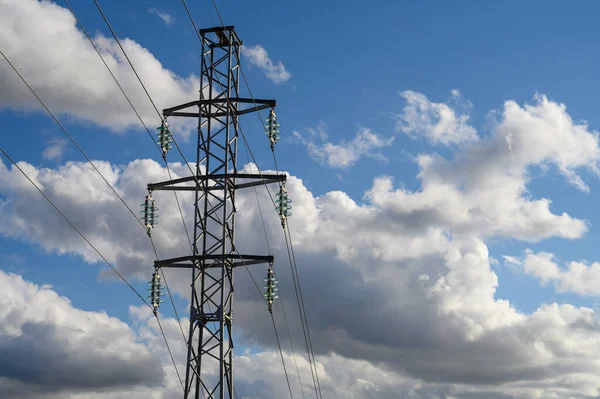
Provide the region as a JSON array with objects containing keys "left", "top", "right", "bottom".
[
  {"left": 242, "top": 138, "right": 306, "bottom": 399},
  {"left": 233, "top": 42, "right": 325, "bottom": 398},
  {"left": 236, "top": 121, "right": 322, "bottom": 399},
  {"left": 92, "top": 0, "right": 199, "bottom": 184},
  {"left": 0, "top": 49, "right": 144, "bottom": 233},
  {"left": 1, "top": 32, "right": 188, "bottom": 392},
  {"left": 0, "top": 47, "right": 186, "bottom": 392},
  {"left": 0, "top": 144, "right": 184, "bottom": 391},
  {"left": 92, "top": 0, "right": 163, "bottom": 121},
  {"left": 63, "top": 0, "right": 161, "bottom": 154},
  {"left": 87, "top": 2, "right": 303, "bottom": 396},
  {"left": 210, "top": 0, "right": 225, "bottom": 26},
  {"left": 178, "top": 4, "right": 306, "bottom": 397},
  {"left": 197, "top": 1, "right": 324, "bottom": 396},
  {"left": 2, "top": 23, "right": 189, "bottom": 346},
  {"left": 271, "top": 311, "right": 295, "bottom": 399},
  {"left": 65, "top": 0, "right": 194, "bottom": 351}
]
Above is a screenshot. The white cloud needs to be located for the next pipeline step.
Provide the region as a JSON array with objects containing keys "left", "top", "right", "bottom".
[
  {"left": 42, "top": 137, "right": 68, "bottom": 161},
  {"left": 1, "top": 153, "right": 600, "bottom": 397},
  {"left": 148, "top": 8, "right": 173, "bottom": 25},
  {"left": 502, "top": 255, "right": 522, "bottom": 265},
  {"left": 294, "top": 123, "right": 394, "bottom": 169},
  {"left": 0, "top": 0, "right": 198, "bottom": 137},
  {"left": 397, "top": 89, "right": 478, "bottom": 145},
  {"left": 3, "top": 73, "right": 600, "bottom": 395},
  {"left": 9, "top": 266, "right": 600, "bottom": 399},
  {"left": 0, "top": 270, "right": 163, "bottom": 398},
  {"left": 241, "top": 45, "right": 291, "bottom": 84},
  {"left": 0, "top": 269, "right": 462, "bottom": 399},
  {"left": 524, "top": 250, "right": 600, "bottom": 296}
]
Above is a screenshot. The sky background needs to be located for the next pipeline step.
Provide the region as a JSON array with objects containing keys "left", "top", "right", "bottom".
[{"left": 4, "top": 1, "right": 600, "bottom": 398}]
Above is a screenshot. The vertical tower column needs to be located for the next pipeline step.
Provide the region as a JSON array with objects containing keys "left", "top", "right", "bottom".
[{"left": 147, "top": 26, "right": 286, "bottom": 399}]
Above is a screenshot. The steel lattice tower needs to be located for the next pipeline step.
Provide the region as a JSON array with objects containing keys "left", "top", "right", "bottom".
[{"left": 147, "top": 26, "right": 286, "bottom": 399}]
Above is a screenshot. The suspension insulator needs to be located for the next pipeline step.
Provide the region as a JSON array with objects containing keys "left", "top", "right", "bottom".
[
  {"left": 265, "top": 109, "right": 281, "bottom": 149},
  {"left": 147, "top": 270, "right": 165, "bottom": 314},
  {"left": 157, "top": 121, "right": 173, "bottom": 159},
  {"left": 263, "top": 263, "right": 279, "bottom": 313},
  {"left": 140, "top": 193, "right": 159, "bottom": 237},
  {"left": 275, "top": 185, "right": 292, "bottom": 226}
]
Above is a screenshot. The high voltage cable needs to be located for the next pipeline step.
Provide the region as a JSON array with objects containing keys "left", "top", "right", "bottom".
[
  {"left": 197, "top": 0, "right": 324, "bottom": 395},
  {"left": 90, "top": 2, "right": 285, "bottom": 398},
  {"left": 85, "top": 4, "right": 244, "bottom": 398},
  {"left": 65, "top": 0, "right": 194, "bottom": 351},
  {"left": 177, "top": 3, "right": 301, "bottom": 398},
  {"left": 92, "top": 0, "right": 199, "bottom": 187},
  {"left": 236, "top": 120, "right": 322, "bottom": 399},
  {"left": 89, "top": 1, "right": 300, "bottom": 397},
  {"left": 210, "top": 0, "right": 225, "bottom": 26},
  {"left": 242, "top": 138, "right": 306, "bottom": 399},
  {"left": 0, "top": 45, "right": 187, "bottom": 392},
  {"left": 61, "top": 6, "right": 209, "bottom": 398},
  {"left": 236, "top": 49, "right": 325, "bottom": 399},
  {"left": 92, "top": 0, "right": 163, "bottom": 121},
  {"left": 63, "top": 0, "right": 161, "bottom": 154},
  {"left": 0, "top": 48, "right": 143, "bottom": 233},
  {"left": 4, "top": 7, "right": 188, "bottom": 389},
  {"left": 232, "top": 35, "right": 324, "bottom": 397},
  {"left": 0, "top": 145, "right": 184, "bottom": 391}
]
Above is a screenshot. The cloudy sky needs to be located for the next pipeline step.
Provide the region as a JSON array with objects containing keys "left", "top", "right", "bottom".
[{"left": 3, "top": 0, "right": 600, "bottom": 398}]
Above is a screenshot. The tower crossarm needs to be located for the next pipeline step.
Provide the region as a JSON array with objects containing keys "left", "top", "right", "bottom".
[
  {"left": 147, "top": 173, "right": 286, "bottom": 192},
  {"left": 154, "top": 254, "right": 274, "bottom": 269},
  {"left": 163, "top": 98, "right": 276, "bottom": 118}
]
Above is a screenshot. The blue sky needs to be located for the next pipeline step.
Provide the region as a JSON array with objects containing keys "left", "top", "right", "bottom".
[{"left": 4, "top": 1, "right": 600, "bottom": 398}]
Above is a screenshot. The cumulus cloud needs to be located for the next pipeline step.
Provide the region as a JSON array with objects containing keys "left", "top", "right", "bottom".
[
  {"left": 42, "top": 137, "right": 68, "bottom": 161},
  {"left": 0, "top": 0, "right": 198, "bottom": 137},
  {"left": 241, "top": 45, "right": 291, "bottom": 84},
  {"left": 522, "top": 250, "right": 600, "bottom": 296},
  {"left": 294, "top": 122, "right": 394, "bottom": 169},
  {"left": 3, "top": 77, "right": 600, "bottom": 395},
  {"left": 397, "top": 89, "right": 478, "bottom": 145},
  {"left": 148, "top": 8, "right": 173, "bottom": 25},
  {"left": 1, "top": 147, "right": 600, "bottom": 397},
  {"left": 0, "top": 270, "right": 163, "bottom": 398},
  {"left": 0, "top": 269, "right": 465, "bottom": 399}
]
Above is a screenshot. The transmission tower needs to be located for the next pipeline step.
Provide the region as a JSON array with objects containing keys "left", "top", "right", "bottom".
[{"left": 145, "top": 26, "right": 286, "bottom": 399}]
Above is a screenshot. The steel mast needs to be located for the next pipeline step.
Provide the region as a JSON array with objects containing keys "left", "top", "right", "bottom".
[{"left": 146, "top": 26, "right": 286, "bottom": 399}]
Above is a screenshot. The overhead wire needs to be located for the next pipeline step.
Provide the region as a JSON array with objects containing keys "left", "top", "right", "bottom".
[
  {"left": 86, "top": 3, "right": 236, "bottom": 398},
  {"left": 66, "top": 0, "right": 192, "bottom": 350},
  {"left": 0, "top": 144, "right": 184, "bottom": 391},
  {"left": 193, "top": 0, "right": 323, "bottom": 396},
  {"left": 5, "top": 7, "right": 189, "bottom": 391},
  {"left": 91, "top": 0, "right": 200, "bottom": 188},
  {"left": 236, "top": 118, "right": 321, "bottom": 399},
  {"left": 88, "top": 1, "right": 262, "bottom": 397},
  {"left": 0, "top": 44, "right": 187, "bottom": 393},
  {"left": 88, "top": 1, "right": 302, "bottom": 396},
  {"left": 177, "top": 4, "right": 300, "bottom": 397},
  {"left": 242, "top": 140, "right": 306, "bottom": 399},
  {"left": 224, "top": 14, "right": 324, "bottom": 394}
]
